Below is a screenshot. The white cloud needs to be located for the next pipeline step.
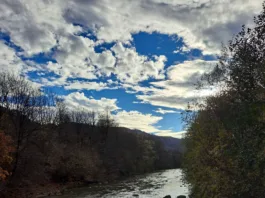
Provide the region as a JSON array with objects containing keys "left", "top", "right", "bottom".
[
  {"left": 63, "top": 92, "right": 119, "bottom": 112},
  {"left": 64, "top": 81, "right": 118, "bottom": 91},
  {"left": 114, "top": 110, "right": 172, "bottom": 133},
  {"left": 0, "top": 0, "right": 262, "bottom": 135},
  {"left": 0, "top": 40, "right": 25, "bottom": 73},
  {"left": 155, "top": 130, "right": 187, "bottom": 139},
  {"left": 33, "top": 40, "right": 167, "bottom": 86},
  {"left": 110, "top": 42, "right": 167, "bottom": 83},
  {"left": 136, "top": 59, "right": 218, "bottom": 109},
  {"left": 155, "top": 108, "right": 180, "bottom": 114},
  {"left": 62, "top": 0, "right": 263, "bottom": 54},
  {"left": 0, "top": 0, "right": 262, "bottom": 88},
  {"left": 0, "top": 0, "right": 78, "bottom": 56},
  {"left": 54, "top": 35, "right": 94, "bottom": 66},
  {"left": 167, "top": 59, "right": 214, "bottom": 82},
  {"left": 47, "top": 62, "right": 96, "bottom": 82},
  {"left": 92, "top": 50, "right": 116, "bottom": 77}
]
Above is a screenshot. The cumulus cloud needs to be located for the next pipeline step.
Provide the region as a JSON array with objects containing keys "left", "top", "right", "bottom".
[
  {"left": 111, "top": 42, "right": 166, "bottom": 83},
  {"left": 0, "top": 0, "right": 78, "bottom": 56},
  {"left": 63, "top": 92, "right": 119, "bottom": 112},
  {"left": 0, "top": 0, "right": 262, "bottom": 88},
  {"left": 29, "top": 39, "right": 167, "bottom": 86},
  {"left": 136, "top": 59, "right": 218, "bottom": 109},
  {"left": 0, "top": 40, "right": 26, "bottom": 73},
  {"left": 62, "top": 0, "right": 263, "bottom": 54},
  {"left": 0, "top": 0, "right": 261, "bottom": 62},
  {"left": 0, "top": 0, "right": 262, "bottom": 136},
  {"left": 113, "top": 110, "right": 168, "bottom": 133}
]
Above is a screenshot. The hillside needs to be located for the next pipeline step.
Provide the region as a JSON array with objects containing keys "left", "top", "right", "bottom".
[
  {"left": 0, "top": 72, "right": 183, "bottom": 197},
  {"left": 119, "top": 127, "right": 183, "bottom": 151},
  {"left": 0, "top": 111, "right": 182, "bottom": 198}
]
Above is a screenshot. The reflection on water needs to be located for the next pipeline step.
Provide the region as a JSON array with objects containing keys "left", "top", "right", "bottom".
[{"left": 50, "top": 169, "right": 189, "bottom": 198}]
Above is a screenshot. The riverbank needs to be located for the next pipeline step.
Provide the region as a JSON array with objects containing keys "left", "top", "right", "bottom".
[
  {"left": 48, "top": 169, "right": 189, "bottom": 198},
  {"left": 0, "top": 170, "right": 159, "bottom": 198},
  {"left": 1, "top": 168, "right": 187, "bottom": 198},
  {"left": 1, "top": 178, "right": 117, "bottom": 198}
]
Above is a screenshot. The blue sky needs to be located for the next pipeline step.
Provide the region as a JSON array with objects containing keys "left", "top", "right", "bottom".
[{"left": 0, "top": 0, "right": 263, "bottom": 138}]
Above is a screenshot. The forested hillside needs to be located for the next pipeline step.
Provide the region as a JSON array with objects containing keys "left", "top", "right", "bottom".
[{"left": 0, "top": 72, "right": 182, "bottom": 198}]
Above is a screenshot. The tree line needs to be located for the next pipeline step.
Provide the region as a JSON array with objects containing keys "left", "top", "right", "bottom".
[
  {"left": 0, "top": 72, "right": 181, "bottom": 197},
  {"left": 182, "top": 2, "right": 265, "bottom": 198}
]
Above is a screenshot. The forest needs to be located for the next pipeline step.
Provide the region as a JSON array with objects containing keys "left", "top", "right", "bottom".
[{"left": 0, "top": 72, "right": 182, "bottom": 198}]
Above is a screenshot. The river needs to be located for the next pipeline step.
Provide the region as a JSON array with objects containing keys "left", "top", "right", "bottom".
[{"left": 50, "top": 169, "right": 189, "bottom": 198}]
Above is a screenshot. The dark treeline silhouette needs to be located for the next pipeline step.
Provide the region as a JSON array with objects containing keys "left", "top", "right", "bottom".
[
  {"left": 183, "top": 2, "right": 265, "bottom": 198},
  {"left": 0, "top": 72, "right": 182, "bottom": 198}
]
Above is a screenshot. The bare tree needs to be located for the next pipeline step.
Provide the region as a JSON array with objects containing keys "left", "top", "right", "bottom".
[
  {"left": 54, "top": 100, "right": 70, "bottom": 125},
  {"left": 97, "top": 107, "right": 118, "bottom": 143},
  {"left": 97, "top": 108, "right": 118, "bottom": 129},
  {"left": 69, "top": 109, "right": 97, "bottom": 126},
  {"left": 88, "top": 110, "right": 96, "bottom": 127},
  {"left": 0, "top": 72, "right": 55, "bottom": 175}
]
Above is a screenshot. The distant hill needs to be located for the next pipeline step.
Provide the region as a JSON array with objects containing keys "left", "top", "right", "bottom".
[
  {"left": 119, "top": 127, "right": 184, "bottom": 152},
  {"left": 155, "top": 135, "right": 184, "bottom": 152}
]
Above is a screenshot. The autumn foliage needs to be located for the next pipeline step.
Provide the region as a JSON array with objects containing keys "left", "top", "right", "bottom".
[{"left": 0, "top": 131, "right": 14, "bottom": 181}]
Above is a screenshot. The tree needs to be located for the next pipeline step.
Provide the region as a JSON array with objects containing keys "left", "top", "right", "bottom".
[
  {"left": 135, "top": 135, "right": 157, "bottom": 173},
  {"left": 97, "top": 108, "right": 118, "bottom": 142},
  {"left": 0, "top": 72, "right": 55, "bottom": 176},
  {"left": 97, "top": 108, "right": 118, "bottom": 129},
  {"left": 183, "top": 2, "right": 265, "bottom": 197},
  {"left": 69, "top": 108, "right": 97, "bottom": 126},
  {"left": 183, "top": 93, "right": 242, "bottom": 197},
  {"left": 54, "top": 100, "right": 70, "bottom": 125}
]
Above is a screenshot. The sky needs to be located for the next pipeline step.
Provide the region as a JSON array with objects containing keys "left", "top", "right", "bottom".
[{"left": 0, "top": 0, "right": 263, "bottom": 138}]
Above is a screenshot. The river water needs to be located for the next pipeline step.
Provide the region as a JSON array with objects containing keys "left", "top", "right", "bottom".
[{"left": 51, "top": 169, "right": 189, "bottom": 198}]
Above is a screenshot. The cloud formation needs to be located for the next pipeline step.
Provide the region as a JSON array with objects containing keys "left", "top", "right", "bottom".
[
  {"left": 1, "top": 0, "right": 262, "bottom": 56},
  {"left": 155, "top": 130, "right": 187, "bottom": 139},
  {"left": 2, "top": 0, "right": 261, "bottom": 55},
  {"left": 63, "top": 92, "right": 119, "bottom": 112},
  {"left": 0, "top": 40, "right": 25, "bottom": 73},
  {"left": 0, "top": 0, "right": 262, "bottom": 134},
  {"left": 113, "top": 110, "right": 171, "bottom": 133},
  {"left": 155, "top": 108, "right": 180, "bottom": 114},
  {"left": 136, "top": 60, "right": 217, "bottom": 109}
]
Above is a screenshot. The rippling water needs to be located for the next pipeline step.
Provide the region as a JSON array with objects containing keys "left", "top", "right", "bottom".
[{"left": 51, "top": 169, "right": 189, "bottom": 198}]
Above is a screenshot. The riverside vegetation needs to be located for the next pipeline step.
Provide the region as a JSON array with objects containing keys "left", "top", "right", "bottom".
[
  {"left": 0, "top": 72, "right": 182, "bottom": 198},
  {"left": 183, "top": 2, "right": 265, "bottom": 198}
]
